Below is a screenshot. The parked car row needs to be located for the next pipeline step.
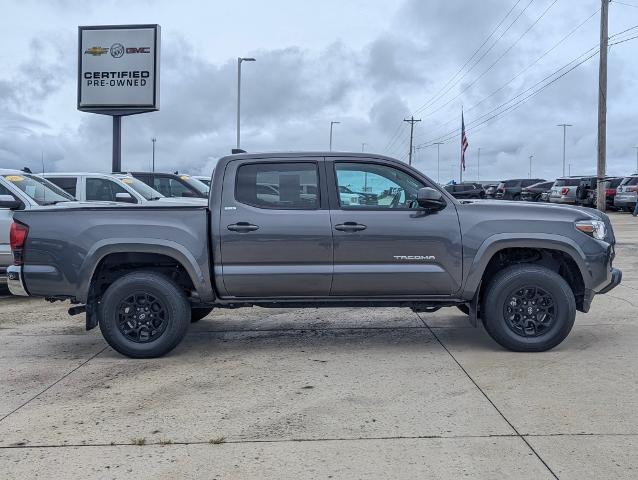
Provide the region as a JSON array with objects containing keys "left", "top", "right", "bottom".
[
  {"left": 445, "top": 174, "right": 637, "bottom": 211},
  {"left": 0, "top": 169, "right": 213, "bottom": 284}
]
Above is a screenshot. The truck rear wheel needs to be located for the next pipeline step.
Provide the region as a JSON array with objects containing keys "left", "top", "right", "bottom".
[
  {"left": 99, "top": 271, "right": 190, "bottom": 358},
  {"left": 481, "top": 265, "right": 575, "bottom": 352}
]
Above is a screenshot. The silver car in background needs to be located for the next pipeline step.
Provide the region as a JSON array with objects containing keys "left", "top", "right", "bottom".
[
  {"left": 549, "top": 177, "right": 582, "bottom": 204},
  {"left": 0, "top": 169, "right": 75, "bottom": 284},
  {"left": 614, "top": 174, "right": 638, "bottom": 211}
]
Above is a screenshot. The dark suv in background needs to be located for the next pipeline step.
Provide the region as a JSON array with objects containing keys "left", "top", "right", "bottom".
[
  {"left": 521, "top": 181, "right": 554, "bottom": 202},
  {"left": 444, "top": 183, "right": 486, "bottom": 199},
  {"left": 495, "top": 178, "right": 546, "bottom": 200}
]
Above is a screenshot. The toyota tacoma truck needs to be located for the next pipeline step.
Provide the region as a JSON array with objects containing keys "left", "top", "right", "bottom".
[{"left": 7, "top": 152, "right": 622, "bottom": 358}]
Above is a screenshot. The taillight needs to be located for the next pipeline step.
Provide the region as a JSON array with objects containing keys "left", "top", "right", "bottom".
[
  {"left": 561, "top": 187, "right": 570, "bottom": 195},
  {"left": 606, "top": 189, "right": 615, "bottom": 195},
  {"left": 9, "top": 221, "right": 28, "bottom": 265}
]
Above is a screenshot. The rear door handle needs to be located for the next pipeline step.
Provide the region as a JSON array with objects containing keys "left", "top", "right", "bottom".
[
  {"left": 334, "top": 222, "right": 367, "bottom": 232},
  {"left": 227, "top": 222, "right": 259, "bottom": 232}
]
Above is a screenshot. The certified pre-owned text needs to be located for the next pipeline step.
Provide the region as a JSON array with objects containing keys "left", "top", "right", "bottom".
[{"left": 84, "top": 71, "right": 150, "bottom": 87}]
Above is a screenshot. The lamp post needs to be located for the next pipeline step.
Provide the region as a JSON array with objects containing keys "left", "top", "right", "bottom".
[
  {"left": 557, "top": 123, "right": 572, "bottom": 177},
  {"left": 633, "top": 146, "right": 638, "bottom": 173},
  {"left": 477, "top": 147, "right": 481, "bottom": 182},
  {"left": 151, "top": 137, "right": 156, "bottom": 172},
  {"left": 529, "top": 155, "right": 533, "bottom": 178},
  {"left": 236, "top": 57, "right": 256, "bottom": 151},
  {"left": 329, "top": 121, "right": 340, "bottom": 151},
  {"left": 432, "top": 142, "right": 444, "bottom": 184}
]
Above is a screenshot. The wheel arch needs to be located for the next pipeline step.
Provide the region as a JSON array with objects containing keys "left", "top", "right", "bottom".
[
  {"left": 463, "top": 234, "right": 590, "bottom": 312},
  {"left": 78, "top": 239, "right": 215, "bottom": 304}
]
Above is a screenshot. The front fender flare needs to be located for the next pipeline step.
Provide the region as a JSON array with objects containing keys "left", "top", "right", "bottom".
[{"left": 461, "top": 233, "right": 590, "bottom": 300}]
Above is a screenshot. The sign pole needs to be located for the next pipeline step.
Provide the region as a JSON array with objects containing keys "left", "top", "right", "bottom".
[{"left": 112, "top": 116, "right": 122, "bottom": 172}]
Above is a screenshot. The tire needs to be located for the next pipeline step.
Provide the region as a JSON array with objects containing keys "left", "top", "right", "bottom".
[
  {"left": 456, "top": 304, "right": 470, "bottom": 315},
  {"left": 512, "top": 194, "right": 521, "bottom": 201},
  {"left": 481, "top": 265, "right": 575, "bottom": 352},
  {"left": 99, "top": 271, "right": 190, "bottom": 358},
  {"left": 191, "top": 307, "right": 213, "bottom": 323}
]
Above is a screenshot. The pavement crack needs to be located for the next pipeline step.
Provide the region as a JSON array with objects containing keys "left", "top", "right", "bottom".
[
  {"left": 0, "top": 346, "right": 107, "bottom": 424},
  {"left": 416, "top": 312, "right": 560, "bottom": 480}
]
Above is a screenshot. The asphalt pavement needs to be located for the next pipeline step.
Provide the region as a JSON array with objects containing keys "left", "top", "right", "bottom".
[{"left": 0, "top": 212, "right": 637, "bottom": 479}]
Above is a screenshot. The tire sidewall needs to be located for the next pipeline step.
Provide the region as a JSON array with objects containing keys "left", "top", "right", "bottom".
[
  {"left": 99, "top": 272, "right": 190, "bottom": 358},
  {"left": 483, "top": 266, "right": 575, "bottom": 351}
]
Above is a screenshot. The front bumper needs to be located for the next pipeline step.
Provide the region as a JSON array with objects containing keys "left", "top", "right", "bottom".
[
  {"left": 6, "top": 265, "right": 28, "bottom": 296},
  {"left": 598, "top": 268, "right": 622, "bottom": 294}
]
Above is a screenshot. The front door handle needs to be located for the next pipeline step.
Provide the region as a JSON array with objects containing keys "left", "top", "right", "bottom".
[
  {"left": 334, "top": 222, "right": 367, "bottom": 232},
  {"left": 227, "top": 222, "right": 259, "bottom": 232}
]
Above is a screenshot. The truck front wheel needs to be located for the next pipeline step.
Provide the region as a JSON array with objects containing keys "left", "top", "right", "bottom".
[
  {"left": 99, "top": 271, "right": 191, "bottom": 358},
  {"left": 482, "top": 265, "right": 575, "bottom": 352}
]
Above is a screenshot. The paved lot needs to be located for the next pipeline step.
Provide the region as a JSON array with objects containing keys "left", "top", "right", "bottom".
[{"left": 1, "top": 212, "right": 637, "bottom": 479}]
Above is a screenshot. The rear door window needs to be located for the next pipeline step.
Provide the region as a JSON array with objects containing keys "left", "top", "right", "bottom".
[
  {"left": 235, "top": 163, "right": 319, "bottom": 209},
  {"left": 46, "top": 177, "right": 77, "bottom": 197},
  {"left": 86, "top": 178, "right": 129, "bottom": 202}
]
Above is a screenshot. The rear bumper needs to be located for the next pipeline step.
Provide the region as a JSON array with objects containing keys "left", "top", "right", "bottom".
[
  {"left": 6, "top": 265, "right": 28, "bottom": 296},
  {"left": 614, "top": 198, "right": 636, "bottom": 208}
]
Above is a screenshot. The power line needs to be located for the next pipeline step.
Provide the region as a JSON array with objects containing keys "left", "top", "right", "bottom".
[
  {"left": 411, "top": 0, "right": 530, "bottom": 116},
  {"left": 417, "top": 8, "right": 600, "bottom": 139},
  {"left": 416, "top": 46, "right": 601, "bottom": 147},
  {"left": 421, "top": 0, "right": 560, "bottom": 120},
  {"left": 612, "top": 1, "right": 638, "bottom": 8}
]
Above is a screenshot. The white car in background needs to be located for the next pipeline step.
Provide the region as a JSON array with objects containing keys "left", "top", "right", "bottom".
[
  {"left": 194, "top": 175, "right": 212, "bottom": 188},
  {"left": 42, "top": 173, "right": 207, "bottom": 205},
  {"left": 0, "top": 169, "right": 76, "bottom": 284}
]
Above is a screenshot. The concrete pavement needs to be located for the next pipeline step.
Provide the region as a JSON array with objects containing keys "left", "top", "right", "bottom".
[{"left": 0, "top": 212, "right": 636, "bottom": 479}]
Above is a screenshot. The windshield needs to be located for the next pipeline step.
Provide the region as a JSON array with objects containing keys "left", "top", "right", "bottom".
[
  {"left": 117, "top": 176, "right": 164, "bottom": 200},
  {"left": 179, "top": 175, "right": 209, "bottom": 195},
  {"left": 3, "top": 174, "right": 74, "bottom": 205},
  {"left": 620, "top": 176, "right": 638, "bottom": 186}
]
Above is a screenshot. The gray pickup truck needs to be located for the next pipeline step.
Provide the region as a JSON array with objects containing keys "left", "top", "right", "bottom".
[{"left": 7, "top": 152, "right": 621, "bottom": 358}]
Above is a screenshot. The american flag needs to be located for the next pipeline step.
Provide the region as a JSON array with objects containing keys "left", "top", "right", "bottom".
[{"left": 461, "top": 111, "right": 468, "bottom": 171}]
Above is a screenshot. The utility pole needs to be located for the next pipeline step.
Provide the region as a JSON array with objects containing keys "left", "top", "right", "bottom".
[
  {"left": 477, "top": 147, "right": 481, "bottom": 182},
  {"left": 633, "top": 146, "right": 638, "bottom": 173},
  {"left": 403, "top": 116, "right": 421, "bottom": 166},
  {"left": 529, "top": 155, "right": 533, "bottom": 178},
  {"left": 432, "top": 142, "right": 444, "bottom": 184},
  {"left": 596, "top": 0, "right": 609, "bottom": 211},
  {"left": 361, "top": 143, "right": 366, "bottom": 152},
  {"left": 557, "top": 124, "right": 572, "bottom": 177},
  {"left": 329, "top": 121, "right": 340, "bottom": 151},
  {"left": 151, "top": 137, "right": 156, "bottom": 172}
]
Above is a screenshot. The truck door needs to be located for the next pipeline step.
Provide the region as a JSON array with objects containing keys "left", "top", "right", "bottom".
[
  {"left": 327, "top": 159, "right": 462, "bottom": 296},
  {"left": 218, "top": 158, "right": 333, "bottom": 297}
]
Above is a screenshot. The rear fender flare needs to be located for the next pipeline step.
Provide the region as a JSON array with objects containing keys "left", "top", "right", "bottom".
[{"left": 78, "top": 239, "right": 214, "bottom": 303}]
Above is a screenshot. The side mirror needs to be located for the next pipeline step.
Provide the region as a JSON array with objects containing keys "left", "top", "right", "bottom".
[
  {"left": 417, "top": 187, "right": 446, "bottom": 210},
  {"left": 115, "top": 192, "right": 136, "bottom": 204},
  {"left": 0, "top": 194, "right": 22, "bottom": 210}
]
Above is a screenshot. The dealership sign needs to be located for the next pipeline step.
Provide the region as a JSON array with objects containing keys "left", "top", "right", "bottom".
[{"left": 78, "top": 24, "right": 160, "bottom": 114}]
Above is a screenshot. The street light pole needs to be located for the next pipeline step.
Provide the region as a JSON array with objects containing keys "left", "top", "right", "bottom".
[
  {"left": 433, "top": 142, "right": 444, "bottom": 184},
  {"left": 529, "top": 155, "right": 533, "bottom": 178},
  {"left": 634, "top": 146, "right": 638, "bottom": 173},
  {"left": 557, "top": 123, "right": 572, "bottom": 177},
  {"left": 151, "top": 137, "right": 156, "bottom": 172},
  {"left": 362, "top": 143, "right": 366, "bottom": 152},
  {"left": 236, "top": 57, "right": 256, "bottom": 151},
  {"left": 329, "top": 121, "right": 340, "bottom": 151},
  {"left": 477, "top": 147, "right": 481, "bottom": 182}
]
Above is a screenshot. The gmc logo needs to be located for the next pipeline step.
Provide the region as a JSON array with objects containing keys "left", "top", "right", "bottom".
[{"left": 126, "top": 47, "right": 150, "bottom": 54}]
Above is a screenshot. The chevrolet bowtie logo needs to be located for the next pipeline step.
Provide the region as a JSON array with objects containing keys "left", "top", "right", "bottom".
[{"left": 84, "top": 46, "right": 108, "bottom": 56}]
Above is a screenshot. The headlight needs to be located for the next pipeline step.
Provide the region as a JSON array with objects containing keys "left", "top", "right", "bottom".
[{"left": 575, "top": 220, "right": 607, "bottom": 240}]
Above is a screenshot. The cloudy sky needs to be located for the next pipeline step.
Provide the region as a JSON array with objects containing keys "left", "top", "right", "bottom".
[{"left": 1, "top": 0, "right": 637, "bottom": 182}]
